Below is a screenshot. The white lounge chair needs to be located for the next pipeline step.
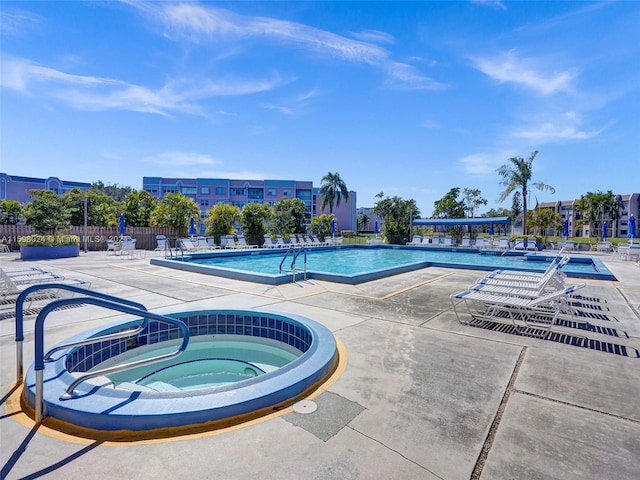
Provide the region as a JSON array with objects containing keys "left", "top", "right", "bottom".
[
  {"left": 236, "top": 235, "right": 258, "bottom": 249},
  {"left": 460, "top": 237, "right": 471, "bottom": 248},
  {"left": 596, "top": 241, "right": 613, "bottom": 252},
  {"left": 155, "top": 235, "right": 170, "bottom": 253},
  {"left": 525, "top": 238, "right": 538, "bottom": 251},
  {"left": 443, "top": 236, "right": 455, "bottom": 247},
  {"left": 497, "top": 237, "right": 510, "bottom": 250},
  {"left": 409, "top": 235, "right": 423, "bottom": 246},
  {"left": 451, "top": 283, "right": 585, "bottom": 338},
  {"left": 1, "top": 268, "right": 91, "bottom": 307},
  {"left": 473, "top": 237, "right": 485, "bottom": 249}
]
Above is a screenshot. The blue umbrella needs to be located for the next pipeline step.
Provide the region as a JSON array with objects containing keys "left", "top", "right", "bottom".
[
  {"left": 489, "top": 223, "right": 495, "bottom": 237},
  {"left": 119, "top": 213, "right": 125, "bottom": 237},
  {"left": 331, "top": 219, "right": 335, "bottom": 237},
  {"left": 629, "top": 214, "right": 636, "bottom": 239},
  {"left": 602, "top": 221, "right": 607, "bottom": 239},
  {"left": 374, "top": 221, "right": 379, "bottom": 235},
  {"left": 563, "top": 219, "right": 569, "bottom": 239},
  {"left": 189, "top": 217, "right": 196, "bottom": 236}
]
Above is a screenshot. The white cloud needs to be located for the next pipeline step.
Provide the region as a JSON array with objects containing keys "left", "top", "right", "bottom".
[
  {"left": 143, "top": 151, "right": 223, "bottom": 167},
  {"left": 510, "top": 112, "right": 605, "bottom": 142},
  {"left": 0, "top": 9, "right": 43, "bottom": 36},
  {"left": 471, "top": 0, "right": 507, "bottom": 11},
  {"left": 349, "top": 29, "right": 395, "bottom": 45},
  {"left": 459, "top": 151, "right": 515, "bottom": 175},
  {"left": 0, "top": 55, "right": 289, "bottom": 115},
  {"left": 472, "top": 49, "right": 576, "bottom": 95},
  {"left": 128, "top": 1, "right": 442, "bottom": 90}
]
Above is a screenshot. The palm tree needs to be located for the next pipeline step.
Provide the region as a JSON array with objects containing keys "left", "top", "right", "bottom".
[
  {"left": 496, "top": 151, "right": 555, "bottom": 236},
  {"left": 319, "top": 172, "right": 349, "bottom": 214}
]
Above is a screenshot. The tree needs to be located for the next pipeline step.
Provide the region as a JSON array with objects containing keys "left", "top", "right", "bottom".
[
  {"left": 574, "top": 190, "right": 621, "bottom": 239},
  {"left": 311, "top": 214, "right": 334, "bottom": 237},
  {"left": 204, "top": 203, "right": 242, "bottom": 235},
  {"left": 319, "top": 172, "right": 349, "bottom": 214},
  {"left": 149, "top": 192, "right": 200, "bottom": 235},
  {"left": 124, "top": 190, "right": 157, "bottom": 227},
  {"left": 22, "top": 190, "right": 74, "bottom": 235},
  {"left": 64, "top": 188, "right": 120, "bottom": 226},
  {"left": 484, "top": 207, "right": 511, "bottom": 218},
  {"left": 269, "top": 198, "right": 307, "bottom": 235},
  {"left": 432, "top": 187, "right": 466, "bottom": 218},
  {"left": 0, "top": 200, "right": 22, "bottom": 225},
  {"left": 92, "top": 180, "right": 134, "bottom": 202},
  {"left": 496, "top": 151, "right": 555, "bottom": 236},
  {"left": 511, "top": 192, "right": 522, "bottom": 223},
  {"left": 462, "top": 188, "right": 487, "bottom": 218},
  {"left": 373, "top": 192, "right": 420, "bottom": 244},
  {"left": 357, "top": 213, "right": 369, "bottom": 231},
  {"left": 528, "top": 208, "right": 561, "bottom": 244},
  {"left": 241, "top": 202, "right": 271, "bottom": 243}
]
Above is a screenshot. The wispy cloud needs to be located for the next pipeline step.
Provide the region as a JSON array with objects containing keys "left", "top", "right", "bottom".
[
  {"left": 510, "top": 112, "right": 606, "bottom": 143},
  {"left": 127, "top": 1, "right": 443, "bottom": 90},
  {"left": 471, "top": 0, "right": 507, "bottom": 11},
  {"left": 459, "top": 151, "right": 514, "bottom": 175},
  {"left": 349, "top": 29, "right": 395, "bottom": 45},
  {"left": 0, "top": 8, "right": 43, "bottom": 36},
  {"left": 0, "top": 55, "right": 288, "bottom": 115},
  {"left": 143, "top": 151, "right": 222, "bottom": 167},
  {"left": 472, "top": 49, "right": 576, "bottom": 95}
]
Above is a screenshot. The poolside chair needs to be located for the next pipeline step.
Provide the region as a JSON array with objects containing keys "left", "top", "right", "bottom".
[
  {"left": 409, "top": 235, "right": 423, "bottom": 246},
  {"left": 1, "top": 268, "right": 91, "bottom": 308},
  {"left": 206, "top": 237, "right": 220, "bottom": 250},
  {"left": 262, "top": 235, "right": 278, "bottom": 248},
  {"left": 0, "top": 243, "right": 10, "bottom": 254},
  {"left": 476, "top": 263, "right": 568, "bottom": 294},
  {"left": 312, "top": 235, "right": 327, "bottom": 246},
  {"left": 1, "top": 267, "right": 64, "bottom": 285},
  {"left": 460, "top": 237, "right": 471, "bottom": 248},
  {"left": 443, "top": 236, "right": 455, "bottom": 247},
  {"left": 473, "top": 237, "right": 485, "bottom": 249},
  {"left": 563, "top": 241, "right": 575, "bottom": 252},
  {"left": 236, "top": 235, "right": 258, "bottom": 249},
  {"left": 525, "top": 238, "right": 538, "bottom": 252},
  {"left": 155, "top": 235, "right": 170, "bottom": 253},
  {"left": 596, "top": 241, "right": 613, "bottom": 252},
  {"left": 498, "top": 237, "right": 510, "bottom": 250},
  {"left": 451, "top": 283, "right": 585, "bottom": 338},
  {"left": 222, "top": 235, "right": 239, "bottom": 249}
]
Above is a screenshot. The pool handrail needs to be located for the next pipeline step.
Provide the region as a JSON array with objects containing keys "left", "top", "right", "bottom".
[
  {"left": 32, "top": 296, "right": 190, "bottom": 423},
  {"left": 279, "top": 246, "right": 308, "bottom": 282},
  {"left": 15, "top": 284, "right": 148, "bottom": 384}
]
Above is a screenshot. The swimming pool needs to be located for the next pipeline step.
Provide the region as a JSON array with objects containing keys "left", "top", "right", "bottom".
[
  {"left": 150, "top": 245, "right": 616, "bottom": 284},
  {"left": 22, "top": 309, "right": 339, "bottom": 433}
]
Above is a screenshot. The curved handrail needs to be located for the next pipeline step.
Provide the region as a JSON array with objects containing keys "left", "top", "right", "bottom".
[
  {"left": 279, "top": 246, "right": 295, "bottom": 272},
  {"left": 32, "top": 297, "right": 189, "bottom": 422},
  {"left": 14, "top": 284, "right": 147, "bottom": 384}
]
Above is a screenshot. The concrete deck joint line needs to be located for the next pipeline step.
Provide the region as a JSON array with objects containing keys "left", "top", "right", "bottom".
[
  {"left": 470, "top": 346, "right": 527, "bottom": 480},
  {"left": 512, "top": 390, "right": 640, "bottom": 425},
  {"left": 345, "top": 425, "right": 446, "bottom": 480},
  {"left": 617, "top": 287, "right": 640, "bottom": 322}
]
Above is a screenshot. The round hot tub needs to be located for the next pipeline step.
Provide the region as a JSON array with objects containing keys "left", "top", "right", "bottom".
[{"left": 23, "top": 309, "right": 338, "bottom": 434}]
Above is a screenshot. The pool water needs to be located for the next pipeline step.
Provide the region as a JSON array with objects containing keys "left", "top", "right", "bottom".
[
  {"left": 190, "top": 247, "right": 599, "bottom": 275},
  {"left": 103, "top": 339, "right": 299, "bottom": 391}
]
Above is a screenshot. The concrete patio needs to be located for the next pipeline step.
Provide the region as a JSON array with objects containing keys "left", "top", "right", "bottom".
[{"left": 1, "top": 250, "right": 639, "bottom": 479}]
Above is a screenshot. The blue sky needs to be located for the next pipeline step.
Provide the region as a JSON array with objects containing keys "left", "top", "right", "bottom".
[{"left": 1, "top": 1, "right": 638, "bottom": 215}]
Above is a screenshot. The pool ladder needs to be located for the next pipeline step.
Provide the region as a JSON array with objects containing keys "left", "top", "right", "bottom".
[
  {"left": 13, "top": 283, "right": 190, "bottom": 424},
  {"left": 279, "top": 247, "right": 308, "bottom": 283}
]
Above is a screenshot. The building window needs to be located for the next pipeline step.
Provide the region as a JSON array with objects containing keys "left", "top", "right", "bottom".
[
  {"left": 267, "top": 189, "right": 277, "bottom": 196},
  {"left": 215, "top": 187, "right": 226, "bottom": 195},
  {"left": 162, "top": 185, "right": 177, "bottom": 194},
  {"left": 200, "top": 199, "right": 209, "bottom": 207},
  {"left": 181, "top": 187, "right": 197, "bottom": 195},
  {"left": 201, "top": 187, "right": 209, "bottom": 194},
  {"left": 283, "top": 190, "right": 291, "bottom": 196},
  {"left": 230, "top": 188, "right": 246, "bottom": 196}
]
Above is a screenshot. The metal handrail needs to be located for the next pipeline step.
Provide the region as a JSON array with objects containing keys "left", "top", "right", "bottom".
[
  {"left": 15, "top": 284, "right": 147, "bottom": 384},
  {"left": 32, "top": 296, "right": 189, "bottom": 423},
  {"left": 279, "top": 246, "right": 295, "bottom": 272}
]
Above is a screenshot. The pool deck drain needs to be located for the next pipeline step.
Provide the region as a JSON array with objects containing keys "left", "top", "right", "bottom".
[{"left": 293, "top": 400, "right": 317, "bottom": 414}]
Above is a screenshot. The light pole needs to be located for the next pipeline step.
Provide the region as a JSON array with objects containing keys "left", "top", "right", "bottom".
[{"left": 81, "top": 197, "right": 88, "bottom": 253}]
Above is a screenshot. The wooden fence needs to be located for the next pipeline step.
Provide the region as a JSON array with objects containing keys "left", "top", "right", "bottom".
[{"left": 0, "top": 226, "right": 180, "bottom": 252}]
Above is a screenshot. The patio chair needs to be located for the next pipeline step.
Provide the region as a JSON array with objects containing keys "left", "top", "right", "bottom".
[
  {"left": 497, "top": 237, "right": 510, "bottom": 250},
  {"left": 236, "top": 235, "right": 258, "bottom": 249},
  {"left": 526, "top": 238, "right": 538, "bottom": 251},
  {"left": 451, "top": 283, "right": 585, "bottom": 338},
  {"left": 1, "top": 269, "right": 91, "bottom": 307},
  {"left": 485, "top": 256, "right": 570, "bottom": 280},
  {"left": 155, "top": 235, "right": 170, "bottom": 254},
  {"left": 312, "top": 235, "right": 327, "bottom": 246},
  {"left": 596, "top": 241, "right": 613, "bottom": 252},
  {"left": 443, "top": 236, "right": 455, "bottom": 247},
  {"left": 460, "top": 237, "right": 471, "bottom": 248},
  {"left": 473, "top": 237, "right": 485, "bottom": 249},
  {"left": 512, "top": 239, "right": 525, "bottom": 251},
  {"left": 409, "top": 235, "right": 423, "bottom": 246},
  {"left": 1, "top": 267, "right": 64, "bottom": 285},
  {"left": 0, "top": 244, "right": 10, "bottom": 254}
]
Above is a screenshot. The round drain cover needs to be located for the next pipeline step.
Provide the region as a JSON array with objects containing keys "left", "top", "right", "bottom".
[{"left": 293, "top": 400, "right": 317, "bottom": 414}]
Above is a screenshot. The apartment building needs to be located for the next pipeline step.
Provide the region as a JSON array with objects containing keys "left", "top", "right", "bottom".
[
  {"left": 143, "top": 177, "right": 357, "bottom": 232},
  {"left": 0, "top": 173, "right": 92, "bottom": 203},
  {"left": 538, "top": 193, "right": 639, "bottom": 238}
]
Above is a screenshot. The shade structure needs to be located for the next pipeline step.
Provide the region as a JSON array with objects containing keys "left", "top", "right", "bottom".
[
  {"left": 119, "top": 214, "right": 125, "bottom": 236},
  {"left": 374, "top": 221, "right": 379, "bottom": 234},
  {"left": 602, "top": 221, "right": 607, "bottom": 239},
  {"left": 629, "top": 214, "right": 636, "bottom": 239},
  {"left": 189, "top": 217, "right": 196, "bottom": 236},
  {"left": 331, "top": 219, "right": 335, "bottom": 237},
  {"left": 563, "top": 219, "right": 569, "bottom": 239},
  {"left": 412, "top": 216, "right": 510, "bottom": 227}
]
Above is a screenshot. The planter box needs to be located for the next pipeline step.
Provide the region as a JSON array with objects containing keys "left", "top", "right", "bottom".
[{"left": 20, "top": 245, "right": 80, "bottom": 260}]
